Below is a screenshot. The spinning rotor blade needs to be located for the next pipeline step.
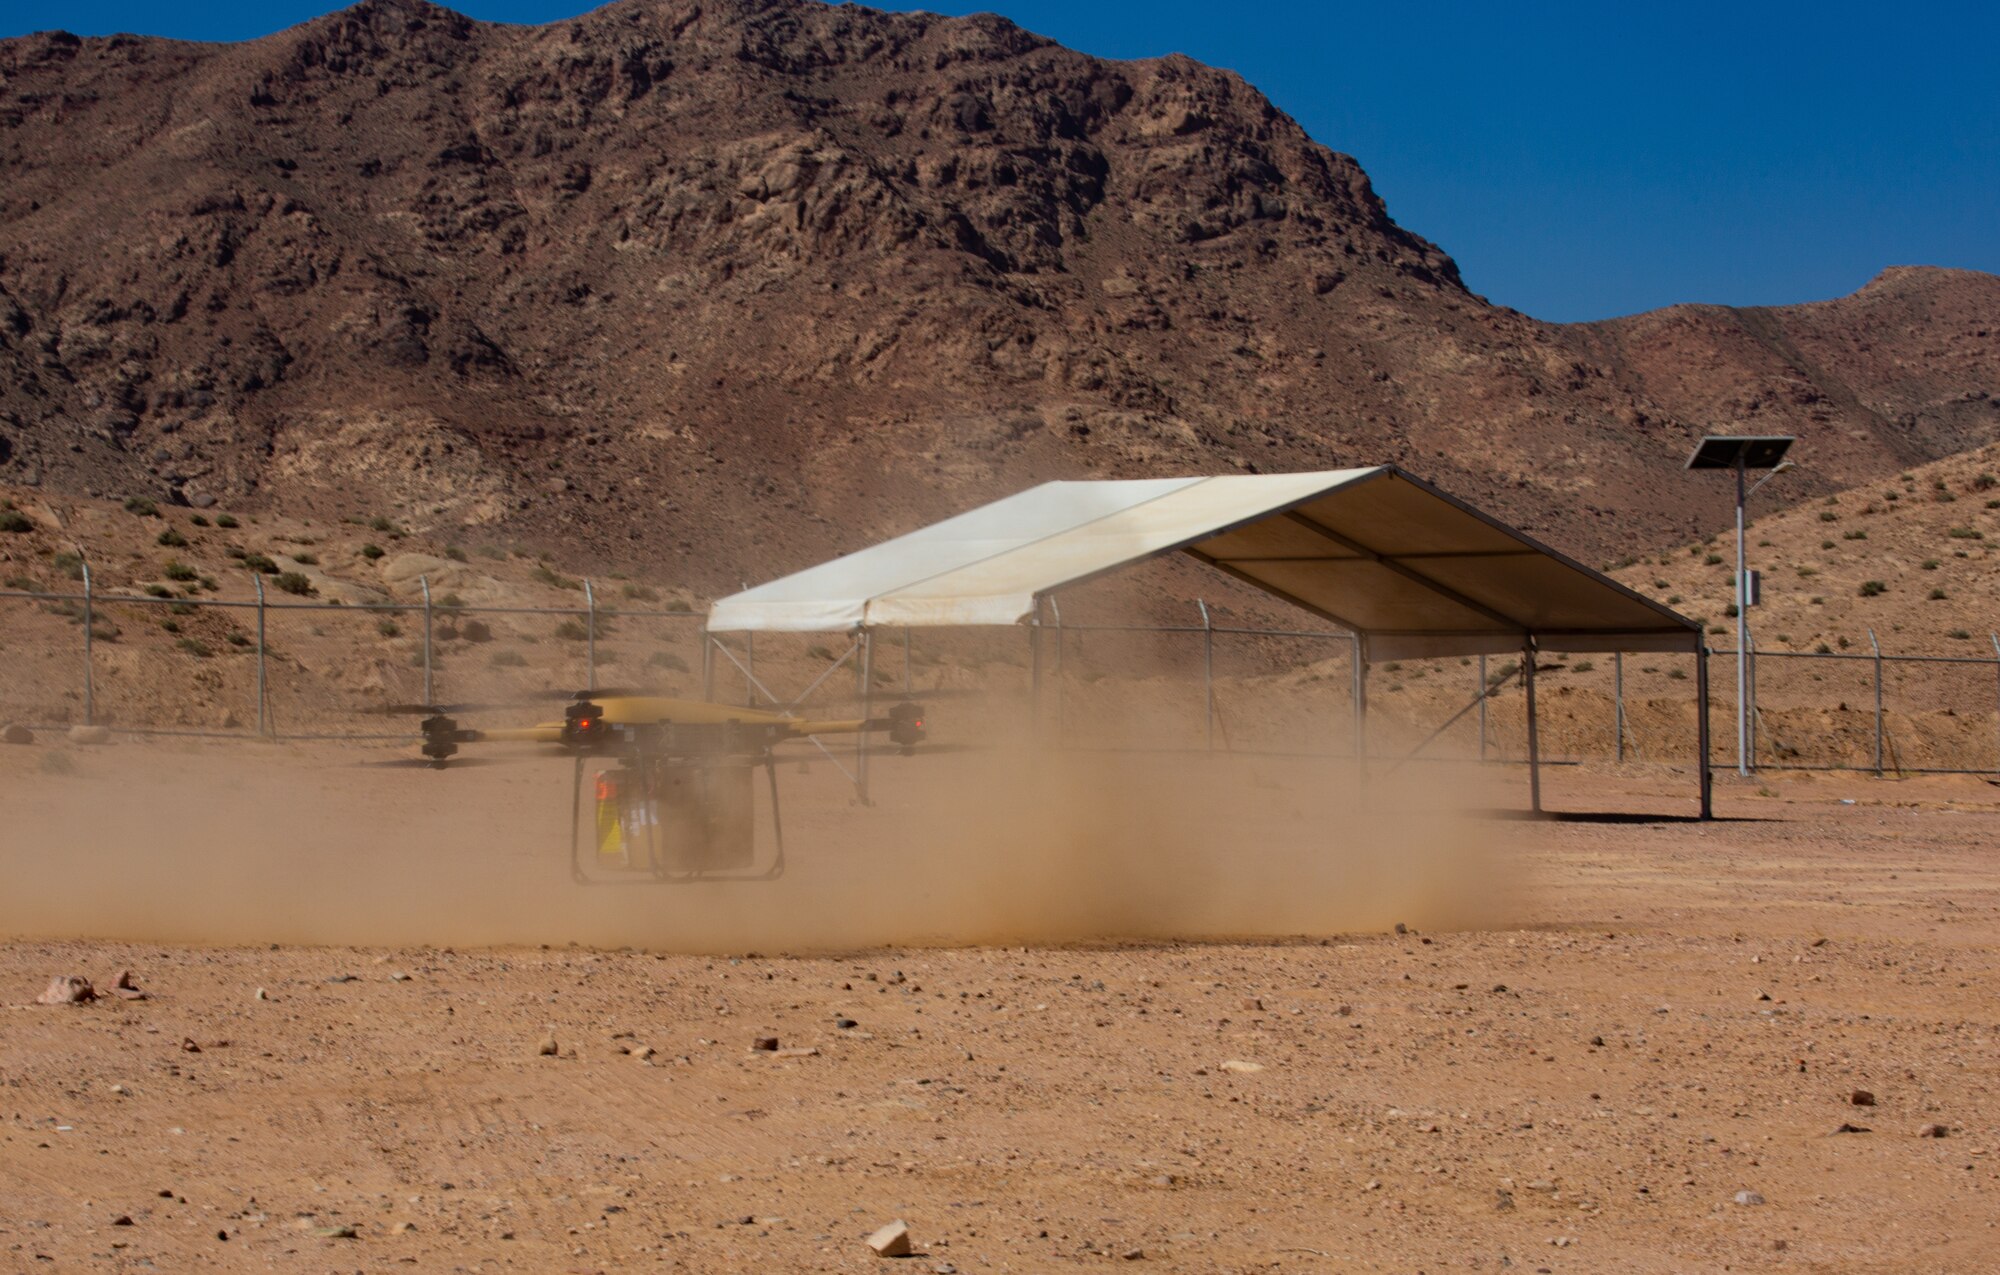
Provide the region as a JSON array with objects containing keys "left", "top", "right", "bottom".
[
  {"left": 380, "top": 701, "right": 519, "bottom": 716},
  {"left": 354, "top": 756, "right": 526, "bottom": 770}
]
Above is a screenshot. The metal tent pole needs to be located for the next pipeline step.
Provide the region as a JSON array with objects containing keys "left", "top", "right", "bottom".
[
  {"left": 1614, "top": 651, "right": 1625, "bottom": 763},
  {"left": 1028, "top": 595, "right": 1045, "bottom": 747},
  {"left": 1199, "top": 599, "right": 1214, "bottom": 752},
  {"left": 1477, "top": 653, "right": 1488, "bottom": 761},
  {"left": 1351, "top": 633, "right": 1368, "bottom": 784},
  {"left": 857, "top": 629, "right": 873, "bottom": 805},
  {"left": 1524, "top": 642, "right": 1542, "bottom": 815},
  {"left": 1696, "top": 644, "right": 1714, "bottom": 819}
]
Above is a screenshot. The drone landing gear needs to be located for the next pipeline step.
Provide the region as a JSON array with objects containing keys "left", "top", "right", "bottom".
[{"left": 568, "top": 753, "right": 786, "bottom": 886}]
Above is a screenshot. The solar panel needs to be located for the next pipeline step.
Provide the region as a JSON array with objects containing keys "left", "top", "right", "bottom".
[{"left": 1685, "top": 435, "right": 1795, "bottom": 470}]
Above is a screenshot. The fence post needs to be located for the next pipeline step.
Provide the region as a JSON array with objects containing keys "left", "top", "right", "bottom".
[
  {"left": 420, "top": 575, "right": 434, "bottom": 708},
  {"left": 1614, "top": 651, "right": 1625, "bottom": 763},
  {"left": 254, "top": 573, "right": 270, "bottom": 738},
  {"left": 80, "top": 556, "right": 95, "bottom": 726},
  {"left": 1198, "top": 599, "right": 1214, "bottom": 752},
  {"left": 1869, "top": 628, "right": 1883, "bottom": 777},
  {"left": 583, "top": 578, "right": 596, "bottom": 691},
  {"left": 701, "top": 626, "right": 714, "bottom": 700},
  {"left": 1990, "top": 633, "right": 1999, "bottom": 775}
]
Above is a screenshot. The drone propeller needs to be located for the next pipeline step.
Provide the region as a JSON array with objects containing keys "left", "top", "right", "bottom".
[{"left": 355, "top": 755, "right": 522, "bottom": 770}]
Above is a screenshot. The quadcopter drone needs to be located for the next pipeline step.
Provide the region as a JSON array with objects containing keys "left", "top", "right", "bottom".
[{"left": 386, "top": 691, "right": 927, "bottom": 885}]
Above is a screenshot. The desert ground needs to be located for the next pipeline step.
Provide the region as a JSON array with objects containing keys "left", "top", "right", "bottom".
[{"left": 2, "top": 735, "right": 1998, "bottom": 1273}]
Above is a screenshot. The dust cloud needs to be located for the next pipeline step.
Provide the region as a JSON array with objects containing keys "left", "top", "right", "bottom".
[{"left": 0, "top": 727, "right": 1518, "bottom": 953}]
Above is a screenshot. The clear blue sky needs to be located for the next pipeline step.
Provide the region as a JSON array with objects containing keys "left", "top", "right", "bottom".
[{"left": 8, "top": 0, "right": 1996, "bottom": 322}]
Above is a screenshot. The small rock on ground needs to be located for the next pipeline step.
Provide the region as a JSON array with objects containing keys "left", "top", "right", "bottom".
[{"left": 865, "top": 1218, "right": 912, "bottom": 1257}]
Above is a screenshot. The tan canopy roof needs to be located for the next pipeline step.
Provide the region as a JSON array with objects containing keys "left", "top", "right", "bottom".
[{"left": 707, "top": 467, "right": 1699, "bottom": 660}]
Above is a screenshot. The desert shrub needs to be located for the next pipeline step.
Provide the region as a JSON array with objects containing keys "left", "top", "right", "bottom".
[
  {"left": 157, "top": 527, "right": 188, "bottom": 547},
  {"left": 459, "top": 619, "right": 492, "bottom": 643},
  {"left": 489, "top": 649, "right": 528, "bottom": 668},
  {"left": 534, "top": 563, "right": 581, "bottom": 591},
  {"left": 144, "top": 584, "right": 173, "bottom": 599},
  {"left": 1815, "top": 643, "right": 1832, "bottom": 654},
  {"left": 291, "top": 551, "right": 318, "bottom": 565},
  {"left": 1973, "top": 473, "right": 1997, "bottom": 492},
  {"left": 163, "top": 560, "right": 198, "bottom": 582},
  {"left": 190, "top": 514, "right": 210, "bottom": 527},
  {"left": 444, "top": 545, "right": 468, "bottom": 562},
  {"left": 1948, "top": 629, "right": 1972, "bottom": 640},
  {"left": 242, "top": 554, "right": 279, "bottom": 574},
  {"left": 1668, "top": 669, "right": 1687, "bottom": 680},
  {"left": 360, "top": 543, "right": 384, "bottom": 560},
  {"left": 553, "top": 618, "right": 587, "bottom": 640},
  {"left": 177, "top": 637, "right": 212, "bottom": 658},
  {"left": 1928, "top": 587, "right": 1947, "bottom": 601},
  {"left": 124, "top": 497, "right": 158, "bottom": 517},
  {"left": 89, "top": 619, "right": 119, "bottom": 642},
  {"left": 1818, "top": 511, "right": 1838, "bottom": 522},
  {"left": 377, "top": 619, "right": 401, "bottom": 638},
  {"left": 1921, "top": 558, "right": 1940, "bottom": 570},
  {"left": 273, "top": 571, "right": 314, "bottom": 596},
  {"left": 169, "top": 602, "right": 194, "bottom": 616},
  {"left": 1947, "top": 526, "right": 1983, "bottom": 539},
  {"left": 1842, "top": 529, "right": 1867, "bottom": 540},
  {"left": 1703, "top": 553, "right": 1723, "bottom": 565},
  {"left": 160, "top": 619, "right": 179, "bottom": 634},
  {"left": 52, "top": 552, "right": 84, "bottom": 581},
  {"left": 369, "top": 515, "right": 394, "bottom": 532},
  {"left": 665, "top": 598, "right": 693, "bottom": 613},
  {"left": 621, "top": 582, "right": 659, "bottom": 603},
  {"left": 0, "top": 509, "right": 32, "bottom": 533},
  {"left": 647, "top": 651, "right": 690, "bottom": 673},
  {"left": 1859, "top": 580, "right": 1886, "bottom": 597},
  {"left": 1572, "top": 659, "right": 1595, "bottom": 673},
  {"left": 214, "top": 514, "right": 239, "bottom": 528}
]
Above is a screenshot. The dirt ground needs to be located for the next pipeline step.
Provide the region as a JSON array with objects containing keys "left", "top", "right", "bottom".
[{"left": 2, "top": 736, "right": 1998, "bottom": 1272}]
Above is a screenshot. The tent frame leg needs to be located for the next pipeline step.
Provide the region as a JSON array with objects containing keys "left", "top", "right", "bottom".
[
  {"left": 1696, "top": 643, "right": 1714, "bottom": 820},
  {"left": 1028, "top": 594, "right": 1046, "bottom": 748},
  {"left": 1524, "top": 641, "right": 1543, "bottom": 815},
  {"left": 1351, "top": 633, "right": 1368, "bottom": 788}
]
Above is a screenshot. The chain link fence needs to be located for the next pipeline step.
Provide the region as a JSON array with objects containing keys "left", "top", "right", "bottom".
[{"left": 3, "top": 580, "right": 1996, "bottom": 777}]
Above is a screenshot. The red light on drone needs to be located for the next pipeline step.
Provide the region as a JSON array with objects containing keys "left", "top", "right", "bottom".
[{"left": 595, "top": 775, "right": 615, "bottom": 802}]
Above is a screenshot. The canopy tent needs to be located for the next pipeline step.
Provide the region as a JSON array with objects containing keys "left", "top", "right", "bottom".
[
  {"left": 707, "top": 467, "right": 1699, "bottom": 660},
  {"left": 706, "top": 467, "right": 1712, "bottom": 817}
]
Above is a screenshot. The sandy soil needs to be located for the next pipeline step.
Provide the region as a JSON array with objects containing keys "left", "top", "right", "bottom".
[{"left": 2, "top": 737, "right": 1998, "bottom": 1272}]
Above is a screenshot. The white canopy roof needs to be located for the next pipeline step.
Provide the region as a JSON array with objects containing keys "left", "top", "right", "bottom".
[{"left": 707, "top": 467, "right": 1699, "bottom": 660}]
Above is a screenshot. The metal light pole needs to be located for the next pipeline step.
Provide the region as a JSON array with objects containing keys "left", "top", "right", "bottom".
[{"left": 1687, "top": 435, "right": 1796, "bottom": 779}]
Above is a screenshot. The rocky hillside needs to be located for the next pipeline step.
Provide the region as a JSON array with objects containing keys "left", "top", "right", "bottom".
[{"left": 1, "top": 0, "right": 1996, "bottom": 591}]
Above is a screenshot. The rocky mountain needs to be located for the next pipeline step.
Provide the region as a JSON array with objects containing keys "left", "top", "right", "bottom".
[{"left": 1, "top": 0, "right": 1996, "bottom": 588}]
